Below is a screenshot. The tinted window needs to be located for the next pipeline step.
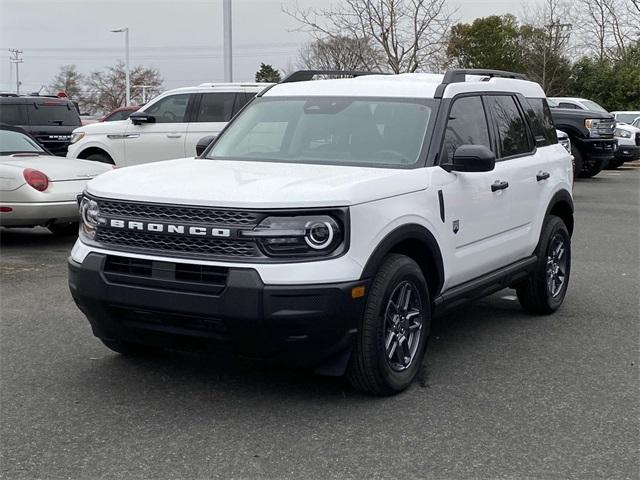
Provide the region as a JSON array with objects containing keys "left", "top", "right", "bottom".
[
  {"left": 27, "top": 101, "right": 81, "bottom": 126},
  {"left": 208, "top": 97, "right": 434, "bottom": 167},
  {"left": 144, "top": 94, "right": 191, "bottom": 123},
  {"left": 558, "top": 102, "right": 580, "bottom": 110},
  {"left": 487, "top": 96, "right": 532, "bottom": 158},
  {"left": 525, "top": 98, "right": 557, "bottom": 146},
  {"left": 232, "top": 92, "right": 256, "bottom": 115},
  {"left": 0, "top": 104, "right": 26, "bottom": 125},
  {"left": 195, "top": 93, "right": 236, "bottom": 122},
  {"left": 0, "top": 130, "right": 45, "bottom": 154},
  {"left": 442, "top": 96, "right": 491, "bottom": 162}
]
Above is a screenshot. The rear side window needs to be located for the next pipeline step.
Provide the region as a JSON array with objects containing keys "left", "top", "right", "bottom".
[
  {"left": 195, "top": 93, "right": 236, "bottom": 122},
  {"left": 486, "top": 95, "right": 532, "bottom": 158},
  {"left": 559, "top": 102, "right": 580, "bottom": 109},
  {"left": 26, "top": 101, "right": 80, "bottom": 126},
  {"left": 441, "top": 96, "right": 491, "bottom": 162},
  {"left": 524, "top": 98, "right": 558, "bottom": 146},
  {"left": 144, "top": 94, "right": 191, "bottom": 123},
  {"left": 0, "top": 104, "right": 26, "bottom": 125}
]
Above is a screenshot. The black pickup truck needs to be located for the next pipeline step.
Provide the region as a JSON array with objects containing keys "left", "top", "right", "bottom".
[
  {"left": 0, "top": 94, "right": 81, "bottom": 156},
  {"left": 550, "top": 107, "right": 617, "bottom": 178}
]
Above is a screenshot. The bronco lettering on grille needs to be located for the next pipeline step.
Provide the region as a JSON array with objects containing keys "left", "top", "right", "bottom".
[{"left": 108, "top": 218, "right": 231, "bottom": 238}]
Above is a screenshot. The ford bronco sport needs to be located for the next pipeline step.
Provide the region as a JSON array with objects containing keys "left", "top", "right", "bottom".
[{"left": 68, "top": 69, "right": 574, "bottom": 396}]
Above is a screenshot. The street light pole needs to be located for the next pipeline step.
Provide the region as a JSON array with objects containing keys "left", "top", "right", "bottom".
[
  {"left": 223, "top": 0, "right": 233, "bottom": 82},
  {"left": 110, "top": 27, "right": 130, "bottom": 106},
  {"left": 8, "top": 49, "right": 23, "bottom": 95}
]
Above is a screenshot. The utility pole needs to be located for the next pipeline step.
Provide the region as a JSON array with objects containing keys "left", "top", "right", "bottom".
[
  {"left": 8, "top": 49, "right": 23, "bottom": 95},
  {"left": 223, "top": 0, "right": 233, "bottom": 82}
]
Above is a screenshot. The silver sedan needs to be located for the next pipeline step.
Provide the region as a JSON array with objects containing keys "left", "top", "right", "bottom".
[{"left": 0, "top": 126, "right": 112, "bottom": 235}]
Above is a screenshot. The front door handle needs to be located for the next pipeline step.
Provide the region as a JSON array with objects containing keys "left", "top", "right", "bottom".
[
  {"left": 491, "top": 180, "right": 509, "bottom": 192},
  {"left": 166, "top": 133, "right": 182, "bottom": 138},
  {"left": 536, "top": 171, "right": 551, "bottom": 181}
]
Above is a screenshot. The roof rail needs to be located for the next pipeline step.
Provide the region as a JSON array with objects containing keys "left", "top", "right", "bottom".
[
  {"left": 281, "top": 70, "right": 381, "bottom": 83},
  {"left": 435, "top": 68, "right": 529, "bottom": 98}
]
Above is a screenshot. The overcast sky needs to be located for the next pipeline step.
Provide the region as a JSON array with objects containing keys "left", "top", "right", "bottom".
[{"left": 0, "top": 0, "right": 542, "bottom": 94}]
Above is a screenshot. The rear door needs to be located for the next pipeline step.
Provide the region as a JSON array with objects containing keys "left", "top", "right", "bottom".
[
  {"left": 435, "top": 95, "right": 513, "bottom": 286},
  {"left": 123, "top": 93, "right": 194, "bottom": 165},
  {"left": 184, "top": 92, "right": 243, "bottom": 157}
]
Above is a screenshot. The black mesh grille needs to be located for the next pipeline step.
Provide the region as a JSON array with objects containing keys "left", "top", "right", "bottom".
[
  {"left": 98, "top": 200, "right": 261, "bottom": 226},
  {"left": 96, "top": 229, "right": 260, "bottom": 258}
]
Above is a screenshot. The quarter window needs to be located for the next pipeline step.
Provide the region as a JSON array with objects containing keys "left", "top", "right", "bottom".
[
  {"left": 524, "top": 98, "right": 558, "bottom": 146},
  {"left": 144, "top": 94, "right": 191, "bottom": 123},
  {"left": 486, "top": 95, "right": 532, "bottom": 158},
  {"left": 442, "top": 96, "right": 491, "bottom": 162}
]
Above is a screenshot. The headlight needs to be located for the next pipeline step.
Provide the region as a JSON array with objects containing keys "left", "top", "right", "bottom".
[
  {"left": 241, "top": 214, "right": 343, "bottom": 257},
  {"left": 79, "top": 196, "right": 100, "bottom": 239},
  {"left": 70, "top": 132, "right": 85, "bottom": 144},
  {"left": 615, "top": 128, "right": 632, "bottom": 138}
]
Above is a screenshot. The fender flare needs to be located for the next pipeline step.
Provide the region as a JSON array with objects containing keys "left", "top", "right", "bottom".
[
  {"left": 545, "top": 189, "right": 574, "bottom": 236},
  {"left": 360, "top": 223, "right": 445, "bottom": 296}
]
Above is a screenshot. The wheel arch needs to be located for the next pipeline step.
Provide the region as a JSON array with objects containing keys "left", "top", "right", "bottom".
[
  {"left": 77, "top": 146, "right": 114, "bottom": 164},
  {"left": 361, "top": 224, "right": 445, "bottom": 299},
  {"left": 546, "top": 189, "right": 574, "bottom": 237}
]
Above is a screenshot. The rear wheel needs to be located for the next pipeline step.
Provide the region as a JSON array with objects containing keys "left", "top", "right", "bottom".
[
  {"left": 347, "top": 254, "right": 430, "bottom": 396},
  {"left": 516, "top": 216, "right": 571, "bottom": 314},
  {"left": 85, "top": 152, "right": 114, "bottom": 164},
  {"left": 48, "top": 222, "right": 78, "bottom": 236}
]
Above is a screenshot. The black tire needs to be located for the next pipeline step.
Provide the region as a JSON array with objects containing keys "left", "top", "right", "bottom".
[
  {"left": 100, "top": 338, "right": 163, "bottom": 356},
  {"left": 583, "top": 158, "right": 604, "bottom": 177},
  {"left": 607, "top": 157, "right": 624, "bottom": 169},
  {"left": 347, "top": 254, "right": 430, "bottom": 396},
  {"left": 85, "top": 152, "right": 114, "bottom": 164},
  {"left": 48, "top": 222, "right": 79, "bottom": 236},
  {"left": 516, "top": 216, "right": 571, "bottom": 315},
  {"left": 571, "top": 145, "right": 584, "bottom": 178}
]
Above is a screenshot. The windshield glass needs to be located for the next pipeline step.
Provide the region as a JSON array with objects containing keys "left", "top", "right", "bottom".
[
  {"left": 581, "top": 100, "right": 608, "bottom": 113},
  {"left": 0, "top": 130, "right": 46, "bottom": 155},
  {"left": 615, "top": 113, "right": 640, "bottom": 124},
  {"left": 207, "top": 97, "right": 434, "bottom": 167}
]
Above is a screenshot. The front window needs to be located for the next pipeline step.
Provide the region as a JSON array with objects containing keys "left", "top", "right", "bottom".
[
  {"left": 206, "top": 97, "right": 434, "bottom": 168},
  {"left": 0, "top": 130, "right": 46, "bottom": 155},
  {"left": 143, "top": 94, "right": 191, "bottom": 123}
]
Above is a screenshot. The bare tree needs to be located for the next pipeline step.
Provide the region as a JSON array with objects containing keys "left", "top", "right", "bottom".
[
  {"left": 574, "top": 0, "right": 637, "bottom": 59},
  {"left": 83, "top": 61, "right": 162, "bottom": 114},
  {"left": 49, "top": 65, "right": 85, "bottom": 102},
  {"left": 284, "top": 0, "right": 456, "bottom": 73},
  {"left": 299, "top": 36, "right": 382, "bottom": 71}
]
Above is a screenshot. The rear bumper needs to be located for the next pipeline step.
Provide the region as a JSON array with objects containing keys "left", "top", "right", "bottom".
[
  {"left": 68, "top": 253, "right": 369, "bottom": 365},
  {"left": 0, "top": 200, "right": 78, "bottom": 227}
]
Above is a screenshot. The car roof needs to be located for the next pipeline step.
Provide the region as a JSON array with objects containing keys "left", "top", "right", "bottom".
[
  {"left": 263, "top": 73, "right": 546, "bottom": 99},
  {"left": 611, "top": 111, "right": 640, "bottom": 114},
  {"left": 163, "top": 82, "right": 274, "bottom": 95},
  {"left": 0, "top": 95, "right": 75, "bottom": 104}
]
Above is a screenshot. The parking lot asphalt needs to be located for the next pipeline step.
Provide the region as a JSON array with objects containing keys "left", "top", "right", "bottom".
[{"left": 1, "top": 162, "right": 639, "bottom": 480}]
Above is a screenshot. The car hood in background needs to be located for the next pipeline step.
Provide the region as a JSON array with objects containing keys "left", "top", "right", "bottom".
[{"left": 86, "top": 157, "right": 429, "bottom": 208}]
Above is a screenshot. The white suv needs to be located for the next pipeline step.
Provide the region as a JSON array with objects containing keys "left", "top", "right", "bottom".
[
  {"left": 67, "top": 83, "right": 271, "bottom": 166},
  {"left": 68, "top": 70, "right": 574, "bottom": 395}
]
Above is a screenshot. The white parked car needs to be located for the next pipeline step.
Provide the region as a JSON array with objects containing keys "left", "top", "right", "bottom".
[
  {"left": 550, "top": 98, "right": 640, "bottom": 167},
  {"left": 67, "top": 83, "right": 272, "bottom": 166},
  {"left": 70, "top": 69, "right": 574, "bottom": 395},
  {"left": 0, "top": 125, "right": 112, "bottom": 234}
]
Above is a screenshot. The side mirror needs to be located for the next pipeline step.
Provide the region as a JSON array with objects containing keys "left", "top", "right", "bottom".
[
  {"left": 196, "top": 135, "right": 217, "bottom": 156},
  {"left": 129, "top": 112, "right": 156, "bottom": 125},
  {"left": 441, "top": 145, "right": 495, "bottom": 173}
]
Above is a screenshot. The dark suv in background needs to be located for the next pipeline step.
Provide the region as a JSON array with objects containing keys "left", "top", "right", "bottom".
[{"left": 0, "top": 94, "right": 81, "bottom": 156}]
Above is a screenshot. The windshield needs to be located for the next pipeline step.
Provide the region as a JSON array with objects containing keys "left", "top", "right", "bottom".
[
  {"left": 615, "top": 113, "right": 640, "bottom": 124},
  {"left": 581, "top": 100, "right": 608, "bottom": 113},
  {"left": 0, "top": 130, "right": 46, "bottom": 155},
  {"left": 207, "top": 97, "right": 434, "bottom": 168}
]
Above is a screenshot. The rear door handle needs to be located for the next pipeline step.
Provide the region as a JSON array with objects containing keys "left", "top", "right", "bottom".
[
  {"left": 166, "top": 133, "right": 182, "bottom": 138},
  {"left": 491, "top": 180, "right": 509, "bottom": 192},
  {"left": 536, "top": 171, "right": 550, "bottom": 181}
]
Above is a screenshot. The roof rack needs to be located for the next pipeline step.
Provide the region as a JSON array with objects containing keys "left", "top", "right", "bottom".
[
  {"left": 281, "top": 70, "right": 382, "bottom": 84},
  {"left": 434, "top": 68, "right": 529, "bottom": 98}
]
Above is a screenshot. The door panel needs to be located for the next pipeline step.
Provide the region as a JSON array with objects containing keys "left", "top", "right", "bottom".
[{"left": 123, "top": 93, "right": 192, "bottom": 165}]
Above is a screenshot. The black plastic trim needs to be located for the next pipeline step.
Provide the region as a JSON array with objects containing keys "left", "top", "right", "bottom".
[{"left": 438, "top": 190, "right": 445, "bottom": 222}]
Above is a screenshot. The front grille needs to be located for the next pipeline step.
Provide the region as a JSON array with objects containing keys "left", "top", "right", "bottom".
[
  {"left": 97, "top": 229, "right": 260, "bottom": 258},
  {"left": 99, "top": 200, "right": 261, "bottom": 226},
  {"left": 595, "top": 120, "right": 615, "bottom": 137}
]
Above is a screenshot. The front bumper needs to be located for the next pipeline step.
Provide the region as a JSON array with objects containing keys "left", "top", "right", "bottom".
[
  {"left": 577, "top": 137, "right": 617, "bottom": 161},
  {"left": 0, "top": 200, "right": 78, "bottom": 227},
  {"left": 68, "top": 253, "right": 369, "bottom": 365},
  {"left": 614, "top": 144, "right": 640, "bottom": 161}
]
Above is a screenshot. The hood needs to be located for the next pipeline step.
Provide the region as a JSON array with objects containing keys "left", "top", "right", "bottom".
[
  {"left": 73, "top": 119, "right": 129, "bottom": 135},
  {"left": 615, "top": 123, "right": 640, "bottom": 133},
  {"left": 550, "top": 108, "right": 614, "bottom": 120},
  {"left": 0, "top": 154, "right": 112, "bottom": 185},
  {"left": 86, "top": 158, "right": 428, "bottom": 208}
]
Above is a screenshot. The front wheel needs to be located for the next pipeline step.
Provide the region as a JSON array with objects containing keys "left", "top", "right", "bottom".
[
  {"left": 516, "top": 216, "right": 571, "bottom": 314},
  {"left": 347, "top": 254, "right": 430, "bottom": 396}
]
